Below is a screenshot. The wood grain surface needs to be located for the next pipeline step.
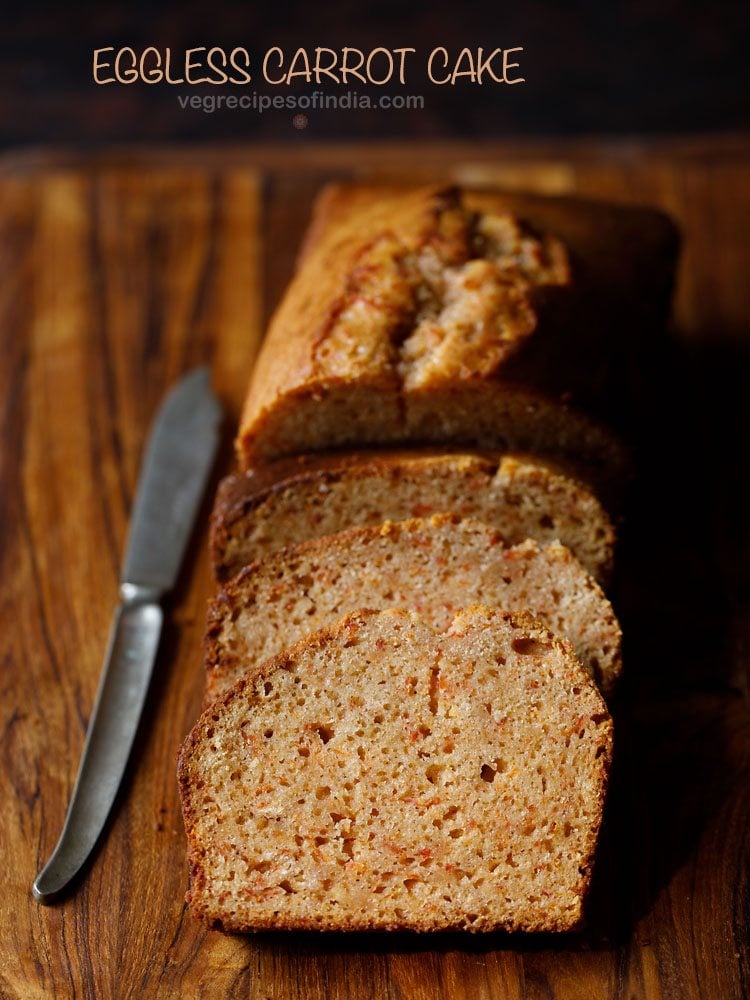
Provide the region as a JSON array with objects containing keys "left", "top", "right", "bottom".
[{"left": 0, "top": 143, "right": 748, "bottom": 999}]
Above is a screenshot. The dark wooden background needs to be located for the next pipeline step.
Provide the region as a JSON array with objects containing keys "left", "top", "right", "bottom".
[
  {"left": 0, "top": 140, "right": 748, "bottom": 998},
  {"left": 0, "top": 0, "right": 747, "bottom": 146}
]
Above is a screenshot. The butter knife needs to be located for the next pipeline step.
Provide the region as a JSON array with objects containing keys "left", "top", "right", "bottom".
[{"left": 33, "top": 367, "right": 223, "bottom": 903}]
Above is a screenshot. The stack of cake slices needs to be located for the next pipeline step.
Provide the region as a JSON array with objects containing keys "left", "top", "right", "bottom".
[{"left": 178, "top": 184, "right": 678, "bottom": 934}]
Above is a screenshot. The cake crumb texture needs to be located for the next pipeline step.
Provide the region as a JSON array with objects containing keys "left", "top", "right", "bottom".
[{"left": 180, "top": 607, "right": 613, "bottom": 933}]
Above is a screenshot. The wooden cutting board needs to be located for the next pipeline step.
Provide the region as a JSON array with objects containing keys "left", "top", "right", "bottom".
[{"left": 1, "top": 141, "right": 748, "bottom": 1000}]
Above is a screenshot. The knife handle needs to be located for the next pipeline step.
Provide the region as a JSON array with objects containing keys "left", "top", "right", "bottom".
[{"left": 33, "top": 587, "right": 163, "bottom": 903}]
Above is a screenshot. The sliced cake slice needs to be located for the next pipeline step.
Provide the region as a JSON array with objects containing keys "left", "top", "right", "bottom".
[
  {"left": 211, "top": 450, "right": 615, "bottom": 585},
  {"left": 205, "top": 514, "right": 622, "bottom": 701},
  {"left": 180, "top": 606, "right": 613, "bottom": 933}
]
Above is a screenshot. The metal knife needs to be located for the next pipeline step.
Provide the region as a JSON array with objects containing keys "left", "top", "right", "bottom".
[{"left": 33, "top": 367, "right": 223, "bottom": 903}]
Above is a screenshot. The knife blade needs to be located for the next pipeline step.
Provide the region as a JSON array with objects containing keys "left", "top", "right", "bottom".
[{"left": 33, "top": 367, "right": 223, "bottom": 904}]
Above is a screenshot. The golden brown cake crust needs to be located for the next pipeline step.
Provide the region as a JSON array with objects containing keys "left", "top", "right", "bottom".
[
  {"left": 302, "top": 184, "right": 678, "bottom": 297},
  {"left": 237, "top": 183, "right": 677, "bottom": 468},
  {"left": 238, "top": 184, "right": 570, "bottom": 465}
]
